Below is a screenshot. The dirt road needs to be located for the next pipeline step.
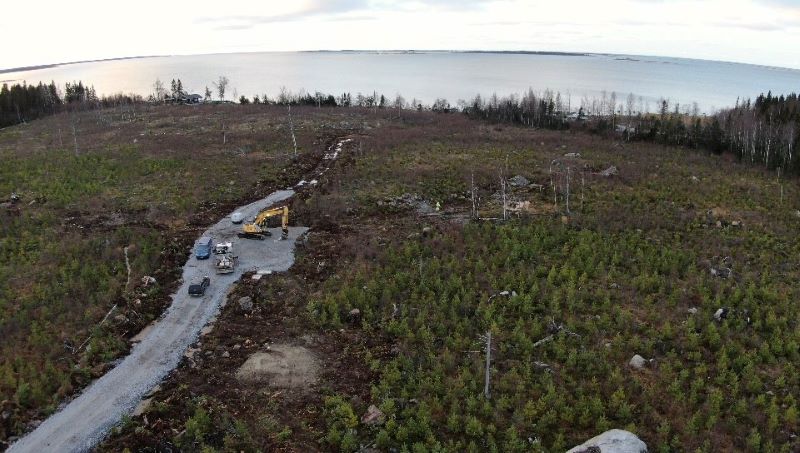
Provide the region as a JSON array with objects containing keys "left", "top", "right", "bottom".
[{"left": 9, "top": 189, "right": 307, "bottom": 453}]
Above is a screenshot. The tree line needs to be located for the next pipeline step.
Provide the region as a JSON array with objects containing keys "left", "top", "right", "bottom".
[{"left": 0, "top": 80, "right": 141, "bottom": 128}]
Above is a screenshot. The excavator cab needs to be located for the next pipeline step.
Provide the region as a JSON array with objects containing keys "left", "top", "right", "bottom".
[{"left": 238, "top": 205, "right": 289, "bottom": 240}]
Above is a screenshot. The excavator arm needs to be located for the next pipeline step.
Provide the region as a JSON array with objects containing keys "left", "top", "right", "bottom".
[{"left": 238, "top": 206, "right": 289, "bottom": 240}]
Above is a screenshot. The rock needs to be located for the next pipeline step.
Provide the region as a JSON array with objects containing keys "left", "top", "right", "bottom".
[
  {"left": 706, "top": 206, "right": 730, "bottom": 219},
  {"left": 714, "top": 307, "right": 728, "bottom": 322},
  {"left": 233, "top": 344, "right": 241, "bottom": 350},
  {"left": 422, "top": 226, "right": 433, "bottom": 236},
  {"left": 238, "top": 296, "right": 254, "bottom": 312},
  {"left": 508, "top": 175, "right": 529, "bottom": 187},
  {"left": 236, "top": 345, "right": 319, "bottom": 389},
  {"left": 222, "top": 351, "right": 230, "bottom": 358},
  {"left": 710, "top": 266, "right": 732, "bottom": 279},
  {"left": 349, "top": 308, "right": 361, "bottom": 319},
  {"left": 609, "top": 283, "right": 620, "bottom": 289},
  {"left": 567, "top": 429, "right": 648, "bottom": 453},
  {"left": 564, "top": 152, "right": 582, "bottom": 158},
  {"left": 690, "top": 176, "right": 700, "bottom": 183},
  {"left": 600, "top": 166, "right": 619, "bottom": 177},
  {"left": 133, "top": 397, "right": 153, "bottom": 416},
  {"left": 731, "top": 220, "right": 742, "bottom": 228},
  {"left": 141, "top": 275, "right": 157, "bottom": 286},
  {"left": 687, "top": 307, "right": 698, "bottom": 315},
  {"left": 361, "top": 404, "right": 386, "bottom": 426},
  {"left": 629, "top": 354, "right": 647, "bottom": 370},
  {"left": 113, "top": 314, "right": 128, "bottom": 323},
  {"left": 794, "top": 210, "right": 800, "bottom": 219}
]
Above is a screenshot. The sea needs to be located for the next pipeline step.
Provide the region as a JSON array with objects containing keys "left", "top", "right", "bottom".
[{"left": 2, "top": 51, "right": 799, "bottom": 114}]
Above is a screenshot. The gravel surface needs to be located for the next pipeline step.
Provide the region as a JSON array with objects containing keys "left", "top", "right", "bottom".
[{"left": 9, "top": 189, "right": 307, "bottom": 453}]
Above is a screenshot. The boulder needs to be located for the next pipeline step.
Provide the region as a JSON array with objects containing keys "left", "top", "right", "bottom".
[
  {"left": 564, "top": 152, "right": 582, "bottom": 158},
  {"left": 687, "top": 307, "right": 698, "bottom": 315},
  {"left": 714, "top": 307, "right": 728, "bottom": 322},
  {"left": 361, "top": 405, "right": 386, "bottom": 426},
  {"left": 508, "top": 175, "right": 529, "bottom": 187},
  {"left": 600, "top": 166, "right": 619, "bottom": 177},
  {"left": 567, "top": 429, "right": 648, "bottom": 453},
  {"left": 710, "top": 266, "right": 731, "bottom": 279},
  {"left": 238, "top": 296, "right": 254, "bottom": 312},
  {"left": 629, "top": 354, "right": 647, "bottom": 370}
]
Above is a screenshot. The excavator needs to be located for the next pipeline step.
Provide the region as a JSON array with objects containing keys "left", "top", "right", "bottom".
[{"left": 238, "top": 205, "right": 289, "bottom": 240}]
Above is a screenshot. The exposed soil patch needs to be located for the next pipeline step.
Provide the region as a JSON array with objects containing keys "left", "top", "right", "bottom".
[{"left": 236, "top": 345, "right": 320, "bottom": 389}]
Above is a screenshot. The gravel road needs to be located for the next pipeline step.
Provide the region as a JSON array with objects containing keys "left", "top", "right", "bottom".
[{"left": 9, "top": 189, "right": 307, "bottom": 453}]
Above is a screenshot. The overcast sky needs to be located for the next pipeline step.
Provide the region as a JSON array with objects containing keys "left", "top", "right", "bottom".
[{"left": 3, "top": 0, "right": 800, "bottom": 70}]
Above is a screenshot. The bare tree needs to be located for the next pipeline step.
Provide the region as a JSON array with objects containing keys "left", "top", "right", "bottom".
[
  {"left": 626, "top": 92, "right": 635, "bottom": 117},
  {"left": 288, "top": 105, "right": 298, "bottom": 157},
  {"left": 213, "top": 76, "right": 229, "bottom": 101},
  {"left": 470, "top": 171, "right": 478, "bottom": 219},
  {"left": 152, "top": 78, "right": 166, "bottom": 103},
  {"left": 70, "top": 114, "right": 79, "bottom": 156},
  {"left": 483, "top": 329, "right": 492, "bottom": 399}
]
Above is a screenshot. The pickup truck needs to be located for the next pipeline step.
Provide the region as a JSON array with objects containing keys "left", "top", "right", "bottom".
[{"left": 188, "top": 276, "right": 210, "bottom": 296}]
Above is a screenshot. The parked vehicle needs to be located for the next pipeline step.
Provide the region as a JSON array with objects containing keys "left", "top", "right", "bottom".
[
  {"left": 195, "top": 236, "right": 213, "bottom": 259},
  {"left": 188, "top": 276, "right": 210, "bottom": 296},
  {"left": 214, "top": 242, "right": 233, "bottom": 255}
]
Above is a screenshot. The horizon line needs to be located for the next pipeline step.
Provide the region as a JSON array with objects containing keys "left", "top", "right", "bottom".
[{"left": 3, "top": 49, "right": 800, "bottom": 74}]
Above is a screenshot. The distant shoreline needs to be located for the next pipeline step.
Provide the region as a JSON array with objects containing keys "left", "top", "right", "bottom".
[{"left": 0, "top": 55, "right": 167, "bottom": 75}]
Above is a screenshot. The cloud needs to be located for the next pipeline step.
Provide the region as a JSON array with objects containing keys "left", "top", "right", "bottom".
[
  {"left": 198, "top": 0, "right": 370, "bottom": 30},
  {"left": 200, "top": 0, "right": 492, "bottom": 30}
]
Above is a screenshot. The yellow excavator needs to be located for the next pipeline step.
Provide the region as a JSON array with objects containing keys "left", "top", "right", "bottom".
[{"left": 238, "top": 205, "right": 289, "bottom": 240}]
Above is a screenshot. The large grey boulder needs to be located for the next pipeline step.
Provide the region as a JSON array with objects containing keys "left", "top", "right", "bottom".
[
  {"left": 629, "top": 354, "right": 647, "bottom": 370},
  {"left": 567, "top": 429, "right": 648, "bottom": 453},
  {"left": 238, "top": 296, "right": 254, "bottom": 312},
  {"left": 508, "top": 175, "right": 529, "bottom": 187}
]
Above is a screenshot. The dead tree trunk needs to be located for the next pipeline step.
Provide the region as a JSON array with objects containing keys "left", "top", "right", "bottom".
[
  {"left": 484, "top": 329, "right": 492, "bottom": 399},
  {"left": 288, "top": 105, "right": 298, "bottom": 157}
]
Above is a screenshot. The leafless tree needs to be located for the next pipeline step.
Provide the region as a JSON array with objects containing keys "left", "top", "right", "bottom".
[
  {"left": 470, "top": 171, "right": 478, "bottom": 219},
  {"left": 213, "top": 76, "right": 229, "bottom": 101},
  {"left": 152, "top": 79, "right": 166, "bottom": 103},
  {"left": 70, "top": 114, "right": 79, "bottom": 156},
  {"left": 626, "top": 93, "right": 635, "bottom": 117},
  {"left": 288, "top": 105, "right": 297, "bottom": 157}
]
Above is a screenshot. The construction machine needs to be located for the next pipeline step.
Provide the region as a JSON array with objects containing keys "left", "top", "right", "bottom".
[{"left": 238, "top": 205, "right": 289, "bottom": 240}]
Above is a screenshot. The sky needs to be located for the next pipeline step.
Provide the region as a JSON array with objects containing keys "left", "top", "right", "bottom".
[{"left": 2, "top": 0, "right": 800, "bottom": 70}]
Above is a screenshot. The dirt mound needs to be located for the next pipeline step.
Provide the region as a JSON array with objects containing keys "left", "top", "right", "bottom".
[{"left": 236, "top": 344, "right": 319, "bottom": 390}]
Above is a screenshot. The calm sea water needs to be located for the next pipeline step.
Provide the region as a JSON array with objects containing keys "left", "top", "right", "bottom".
[{"left": 2, "top": 52, "right": 799, "bottom": 113}]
